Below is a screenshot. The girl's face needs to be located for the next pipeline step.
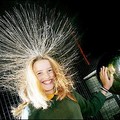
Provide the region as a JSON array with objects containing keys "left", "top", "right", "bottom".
[{"left": 33, "top": 59, "right": 55, "bottom": 94}]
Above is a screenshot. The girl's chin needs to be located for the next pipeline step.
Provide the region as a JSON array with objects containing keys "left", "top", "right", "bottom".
[
  {"left": 42, "top": 84, "right": 55, "bottom": 93},
  {"left": 45, "top": 88, "right": 55, "bottom": 94}
]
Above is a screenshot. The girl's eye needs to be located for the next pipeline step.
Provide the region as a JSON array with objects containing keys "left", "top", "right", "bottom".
[
  {"left": 37, "top": 72, "right": 42, "bottom": 75},
  {"left": 48, "top": 69, "right": 53, "bottom": 72}
]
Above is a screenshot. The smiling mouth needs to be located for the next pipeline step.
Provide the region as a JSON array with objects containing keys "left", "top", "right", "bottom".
[{"left": 42, "top": 80, "right": 52, "bottom": 85}]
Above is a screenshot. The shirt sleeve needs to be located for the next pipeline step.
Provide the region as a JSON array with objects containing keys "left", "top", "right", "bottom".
[{"left": 73, "top": 90, "right": 106, "bottom": 117}]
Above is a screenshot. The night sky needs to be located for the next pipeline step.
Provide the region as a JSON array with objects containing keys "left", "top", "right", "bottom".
[{"left": 0, "top": 0, "right": 119, "bottom": 57}]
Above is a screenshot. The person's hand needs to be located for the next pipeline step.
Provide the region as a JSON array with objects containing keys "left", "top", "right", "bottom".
[{"left": 99, "top": 66, "right": 114, "bottom": 95}]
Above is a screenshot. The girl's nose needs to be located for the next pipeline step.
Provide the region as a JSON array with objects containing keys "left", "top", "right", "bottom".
[{"left": 43, "top": 73, "right": 50, "bottom": 79}]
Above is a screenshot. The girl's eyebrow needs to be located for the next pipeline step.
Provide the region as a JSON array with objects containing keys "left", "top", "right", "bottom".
[
  {"left": 48, "top": 67, "right": 52, "bottom": 69},
  {"left": 36, "top": 67, "right": 52, "bottom": 72}
]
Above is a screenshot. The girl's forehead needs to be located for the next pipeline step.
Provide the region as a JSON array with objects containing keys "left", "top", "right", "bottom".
[{"left": 33, "top": 59, "right": 52, "bottom": 70}]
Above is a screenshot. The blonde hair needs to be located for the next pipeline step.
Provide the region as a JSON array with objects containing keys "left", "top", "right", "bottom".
[
  {"left": 11, "top": 55, "right": 76, "bottom": 118},
  {"left": 0, "top": 3, "right": 80, "bottom": 119}
]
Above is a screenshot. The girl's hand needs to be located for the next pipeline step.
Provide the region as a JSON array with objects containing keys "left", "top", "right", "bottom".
[{"left": 99, "top": 66, "right": 114, "bottom": 91}]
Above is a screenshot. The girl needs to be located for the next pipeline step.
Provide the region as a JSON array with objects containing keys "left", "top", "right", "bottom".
[{"left": 11, "top": 55, "right": 113, "bottom": 119}]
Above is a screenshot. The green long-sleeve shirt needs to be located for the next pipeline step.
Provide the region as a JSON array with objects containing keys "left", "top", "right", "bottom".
[{"left": 22, "top": 90, "right": 106, "bottom": 119}]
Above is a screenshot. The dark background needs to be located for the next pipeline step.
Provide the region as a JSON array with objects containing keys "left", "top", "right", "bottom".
[{"left": 0, "top": 0, "right": 119, "bottom": 58}]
